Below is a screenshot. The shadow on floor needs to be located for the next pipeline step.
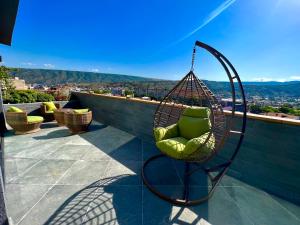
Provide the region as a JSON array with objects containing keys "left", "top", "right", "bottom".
[
  {"left": 43, "top": 174, "right": 210, "bottom": 225},
  {"left": 33, "top": 124, "right": 108, "bottom": 140},
  {"left": 40, "top": 123, "right": 60, "bottom": 129},
  {"left": 43, "top": 176, "right": 128, "bottom": 225}
]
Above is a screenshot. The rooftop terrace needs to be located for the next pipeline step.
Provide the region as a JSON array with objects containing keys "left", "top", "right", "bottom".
[
  {"left": 3, "top": 93, "right": 300, "bottom": 225},
  {"left": 4, "top": 121, "right": 300, "bottom": 225}
]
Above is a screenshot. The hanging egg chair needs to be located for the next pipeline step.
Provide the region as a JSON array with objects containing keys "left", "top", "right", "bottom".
[{"left": 142, "top": 41, "right": 247, "bottom": 206}]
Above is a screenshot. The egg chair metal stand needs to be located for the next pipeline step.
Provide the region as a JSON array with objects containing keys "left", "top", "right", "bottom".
[{"left": 142, "top": 41, "right": 247, "bottom": 206}]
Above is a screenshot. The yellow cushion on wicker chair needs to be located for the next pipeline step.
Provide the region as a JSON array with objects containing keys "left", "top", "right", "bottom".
[
  {"left": 154, "top": 124, "right": 178, "bottom": 142},
  {"left": 43, "top": 102, "right": 57, "bottom": 112},
  {"left": 7, "top": 106, "right": 23, "bottom": 112},
  {"left": 178, "top": 117, "right": 211, "bottom": 140},
  {"left": 184, "top": 132, "right": 215, "bottom": 158},
  {"left": 74, "top": 109, "right": 89, "bottom": 114},
  {"left": 154, "top": 107, "right": 215, "bottom": 160},
  {"left": 156, "top": 137, "right": 188, "bottom": 159},
  {"left": 182, "top": 107, "right": 210, "bottom": 118},
  {"left": 45, "top": 110, "right": 54, "bottom": 114},
  {"left": 27, "top": 116, "right": 44, "bottom": 123}
]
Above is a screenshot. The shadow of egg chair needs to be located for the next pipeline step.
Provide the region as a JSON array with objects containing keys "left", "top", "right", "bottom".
[{"left": 142, "top": 41, "right": 247, "bottom": 206}]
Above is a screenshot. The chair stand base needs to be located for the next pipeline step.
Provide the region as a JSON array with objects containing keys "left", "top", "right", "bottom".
[{"left": 142, "top": 154, "right": 226, "bottom": 206}]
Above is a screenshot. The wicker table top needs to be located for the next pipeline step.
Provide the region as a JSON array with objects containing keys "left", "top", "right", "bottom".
[
  {"left": 54, "top": 108, "right": 73, "bottom": 126},
  {"left": 54, "top": 108, "right": 73, "bottom": 113}
]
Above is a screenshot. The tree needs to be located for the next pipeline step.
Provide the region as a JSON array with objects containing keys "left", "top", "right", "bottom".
[
  {"left": 4, "top": 90, "right": 54, "bottom": 104},
  {"left": 124, "top": 89, "right": 134, "bottom": 96},
  {"left": 279, "top": 104, "right": 292, "bottom": 114},
  {"left": 0, "top": 66, "right": 15, "bottom": 101},
  {"left": 249, "top": 104, "right": 263, "bottom": 114},
  {"left": 261, "top": 106, "right": 279, "bottom": 113}
]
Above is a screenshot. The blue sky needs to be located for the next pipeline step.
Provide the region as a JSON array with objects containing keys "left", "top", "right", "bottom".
[{"left": 0, "top": 0, "right": 300, "bottom": 81}]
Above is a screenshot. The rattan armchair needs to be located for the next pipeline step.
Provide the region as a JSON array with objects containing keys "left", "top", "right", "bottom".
[
  {"left": 6, "top": 112, "right": 44, "bottom": 135},
  {"left": 40, "top": 103, "right": 61, "bottom": 121},
  {"left": 64, "top": 110, "right": 92, "bottom": 134}
]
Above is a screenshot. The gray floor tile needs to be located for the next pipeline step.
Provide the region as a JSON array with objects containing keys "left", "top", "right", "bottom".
[
  {"left": 32, "top": 127, "right": 70, "bottom": 140},
  {"left": 58, "top": 160, "right": 110, "bottom": 185},
  {"left": 4, "top": 140, "right": 44, "bottom": 158},
  {"left": 79, "top": 126, "right": 137, "bottom": 156},
  {"left": 6, "top": 184, "right": 51, "bottom": 224},
  {"left": 142, "top": 156, "right": 183, "bottom": 185},
  {"left": 223, "top": 185, "right": 300, "bottom": 225},
  {"left": 143, "top": 185, "right": 254, "bottom": 225},
  {"left": 4, "top": 158, "right": 40, "bottom": 182},
  {"left": 110, "top": 137, "right": 142, "bottom": 161},
  {"left": 142, "top": 140, "right": 159, "bottom": 161},
  {"left": 81, "top": 145, "right": 112, "bottom": 161},
  {"left": 103, "top": 159, "right": 142, "bottom": 185},
  {"left": 11, "top": 142, "right": 62, "bottom": 160},
  {"left": 13, "top": 159, "right": 75, "bottom": 185},
  {"left": 269, "top": 194, "right": 300, "bottom": 221},
  {"left": 65, "top": 135, "right": 95, "bottom": 146},
  {"left": 18, "top": 185, "right": 88, "bottom": 225},
  {"left": 47, "top": 144, "right": 89, "bottom": 160},
  {"left": 82, "top": 186, "right": 142, "bottom": 225}
]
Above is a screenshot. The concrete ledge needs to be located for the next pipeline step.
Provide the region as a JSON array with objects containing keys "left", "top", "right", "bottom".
[{"left": 74, "top": 92, "right": 300, "bottom": 126}]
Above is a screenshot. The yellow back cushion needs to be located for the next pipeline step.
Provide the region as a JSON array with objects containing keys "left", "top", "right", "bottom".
[
  {"left": 43, "top": 102, "right": 57, "bottom": 111},
  {"left": 7, "top": 106, "right": 23, "bottom": 113}
]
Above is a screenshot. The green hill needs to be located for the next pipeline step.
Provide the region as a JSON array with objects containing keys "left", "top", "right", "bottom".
[{"left": 10, "top": 68, "right": 157, "bottom": 85}]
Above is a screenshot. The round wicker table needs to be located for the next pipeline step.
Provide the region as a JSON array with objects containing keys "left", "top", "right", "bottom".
[{"left": 54, "top": 108, "right": 73, "bottom": 126}]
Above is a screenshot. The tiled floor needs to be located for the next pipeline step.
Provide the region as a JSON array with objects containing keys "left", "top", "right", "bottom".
[{"left": 4, "top": 122, "right": 300, "bottom": 225}]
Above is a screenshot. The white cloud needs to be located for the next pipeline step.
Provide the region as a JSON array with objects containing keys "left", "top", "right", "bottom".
[
  {"left": 290, "top": 76, "right": 300, "bottom": 81},
  {"left": 43, "top": 63, "right": 55, "bottom": 68},
  {"left": 252, "top": 77, "right": 286, "bottom": 82},
  {"left": 91, "top": 68, "right": 100, "bottom": 73},
  {"left": 252, "top": 76, "right": 300, "bottom": 82},
  {"left": 21, "top": 62, "right": 36, "bottom": 66},
  {"left": 170, "top": 0, "right": 237, "bottom": 46}
]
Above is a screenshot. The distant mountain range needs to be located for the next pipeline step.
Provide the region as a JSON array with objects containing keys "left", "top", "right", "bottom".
[
  {"left": 10, "top": 68, "right": 300, "bottom": 98},
  {"left": 241, "top": 81, "right": 300, "bottom": 86},
  {"left": 11, "top": 68, "right": 158, "bottom": 84},
  {"left": 203, "top": 80, "right": 300, "bottom": 98}
]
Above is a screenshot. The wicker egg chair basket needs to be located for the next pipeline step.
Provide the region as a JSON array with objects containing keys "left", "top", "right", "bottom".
[{"left": 142, "top": 41, "right": 247, "bottom": 206}]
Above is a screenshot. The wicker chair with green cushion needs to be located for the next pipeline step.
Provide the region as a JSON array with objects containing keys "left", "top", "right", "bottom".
[
  {"left": 142, "top": 41, "right": 247, "bottom": 206},
  {"left": 64, "top": 110, "right": 92, "bottom": 134},
  {"left": 154, "top": 107, "right": 215, "bottom": 160},
  {"left": 6, "top": 106, "right": 44, "bottom": 134},
  {"left": 40, "top": 102, "right": 61, "bottom": 121}
]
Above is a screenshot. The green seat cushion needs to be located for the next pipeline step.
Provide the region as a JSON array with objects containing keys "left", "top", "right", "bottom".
[
  {"left": 27, "top": 116, "right": 44, "bottom": 123},
  {"left": 182, "top": 107, "right": 210, "bottom": 118},
  {"left": 178, "top": 116, "right": 211, "bottom": 140},
  {"left": 43, "top": 102, "right": 57, "bottom": 111},
  {"left": 45, "top": 110, "right": 54, "bottom": 114},
  {"left": 7, "top": 106, "right": 23, "bottom": 113},
  {"left": 74, "top": 109, "right": 89, "bottom": 114},
  {"left": 184, "top": 132, "right": 215, "bottom": 158},
  {"left": 156, "top": 137, "right": 188, "bottom": 159},
  {"left": 153, "top": 124, "right": 178, "bottom": 142}
]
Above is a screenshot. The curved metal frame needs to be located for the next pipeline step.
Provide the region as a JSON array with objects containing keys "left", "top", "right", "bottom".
[{"left": 142, "top": 41, "right": 247, "bottom": 206}]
